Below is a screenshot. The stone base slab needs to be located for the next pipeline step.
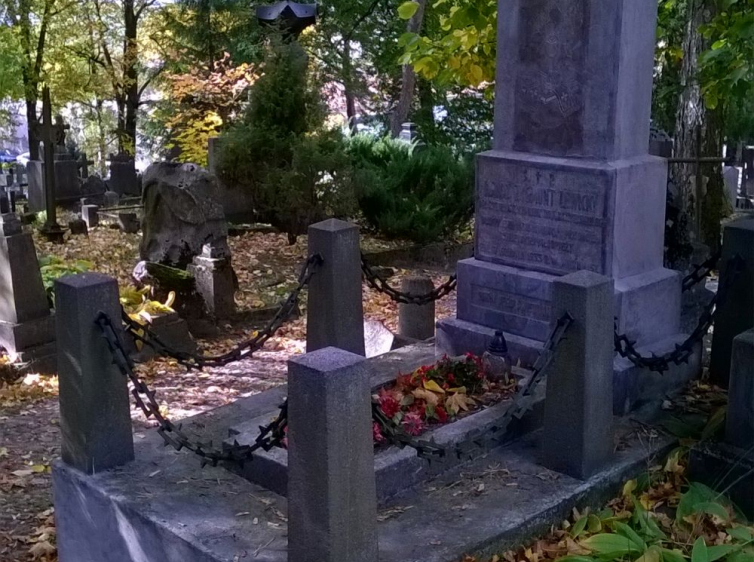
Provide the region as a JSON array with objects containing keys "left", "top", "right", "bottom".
[
  {"left": 53, "top": 405, "right": 674, "bottom": 562},
  {"left": 456, "top": 258, "right": 680, "bottom": 346},
  {"left": 0, "top": 314, "right": 55, "bottom": 353},
  {"left": 437, "top": 318, "right": 701, "bottom": 415},
  {"left": 689, "top": 442, "right": 754, "bottom": 520}
]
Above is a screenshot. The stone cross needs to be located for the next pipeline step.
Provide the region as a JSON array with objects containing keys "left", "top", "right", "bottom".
[{"left": 32, "top": 87, "right": 67, "bottom": 241}]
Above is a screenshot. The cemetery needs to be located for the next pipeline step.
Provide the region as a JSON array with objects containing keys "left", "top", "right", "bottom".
[{"left": 1, "top": 0, "right": 754, "bottom": 562}]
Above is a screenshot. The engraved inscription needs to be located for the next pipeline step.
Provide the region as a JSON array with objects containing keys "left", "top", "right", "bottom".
[
  {"left": 513, "top": 0, "right": 589, "bottom": 155},
  {"left": 477, "top": 160, "right": 608, "bottom": 275},
  {"left": 471, "top": 285, "right": 550, "bottom": 323}
]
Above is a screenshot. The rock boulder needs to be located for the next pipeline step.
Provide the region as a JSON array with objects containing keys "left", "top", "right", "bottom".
[{"left": 140, "top": 163, "right": 230, "bottom": 269}]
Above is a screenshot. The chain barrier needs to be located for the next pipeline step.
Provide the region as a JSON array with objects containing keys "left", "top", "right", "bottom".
[
  {"left": 615, "top": 254, "right": 745, "bottom": 374},
  {"left": 97, "top": 312, "right": 288, "bottom": 467},
  {"left": 360, "top": 254, "right": 457, "bottom": 305},
  {"left": 681, "top": 248, "right": 722, "bottom": 293},
  {"left": 372, "top": 313, "right": 574, "bottom": 462},
  {"left": 123, "top": 254, "right": 323, "bottom": 369}
]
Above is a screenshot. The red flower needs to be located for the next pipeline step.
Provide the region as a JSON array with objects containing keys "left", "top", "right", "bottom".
[
  {"left": 447, "top": 373, "right": 456, "bottom": 384},
  {"left": 410, "top": 402, "right": 426, "bottom": 419},
  {"left": 435, "top": 406, "right": 448, "bottom": 423},
  {"left": 373, "top": 422, "right": 386, "bottom": 444},
  {"left": 402, "top": 412, "right": 425, "bottom": 436},
  {"left": 379, "top": 394, "right": 401, "bottom": 418}
]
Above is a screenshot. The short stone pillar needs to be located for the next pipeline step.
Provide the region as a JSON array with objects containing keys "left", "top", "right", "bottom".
[
  {"left": 287, "top": 347, "right": 378, "bottom": 562},
  {"left": 81, "top": 204, "right": 99, "bottom": 229},
  {"left": 55, "top": 273, "right": 134, "bottom": 473},
  {"left": 398, "top": 275, "right": 435, "bottom": 340},
  {"left": 117, "top": 212, "right": 139, "bottom": 234},
  {"left": 726, "top": 329, "right": 754, "bottom": 449},
  {"left": 542, "top": 270, "right": 614, "bottom": 480},
  {"left": 710, "top": 218, "right": 754, "bottom": 387},
  {"left": 207, "top": 136, "right": 223, "bottom": 176},
  {"left": 188, "top": 244, "right": 236, "bottom": 319},
  {"left": 306, "top": 219, "right": 365, "bottom": 355},
  {"left": 0, "top": 213, "right": 56, "bottom": 372}
]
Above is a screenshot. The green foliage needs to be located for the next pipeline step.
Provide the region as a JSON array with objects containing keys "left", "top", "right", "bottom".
[
  {"left": 38, "top": 256, "right": 92, "bottom": 304},
  {"left": 218, "top": 41, "right": 356, "bottom": 242},
  {"left": 347, "top": 135, "right": 474, "bottom": 244},
  {"left": 398, "top": 0, "right": 496, "bottom": 87}
]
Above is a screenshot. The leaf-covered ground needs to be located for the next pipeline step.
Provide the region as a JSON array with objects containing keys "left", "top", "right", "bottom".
[{"left": 1, "top": 223, "right": 458, "bottom": 561}]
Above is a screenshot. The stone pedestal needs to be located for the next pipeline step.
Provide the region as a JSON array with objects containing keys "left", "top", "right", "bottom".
[
  {"left": 0, "top": 213, "right": 56, "bottom": 372},
  {"left": 187, "top": 245, "right": 236, "bottom": 319},
  {"left": 439, "top": 0, "right": 693, "bottom": 402}
]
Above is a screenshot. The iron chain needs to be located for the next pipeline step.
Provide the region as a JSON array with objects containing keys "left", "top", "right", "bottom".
[
  {"left": 123, "top": 254, "right": 323, "bottom": 369},
  {"left": 372, "top": 313, "right": 574, "bottom": 462},
  {"left": 615, "top": 254, "right": 745, "bottom": 374},
  {"left": 97, "top": 312, "right": 288, "bottom": 467},
  {"left": 681, "top": 249, "right": 722, "bottom": 293},
  {"left": 361, "top": 254, "right": 457, "bottom": 305}
]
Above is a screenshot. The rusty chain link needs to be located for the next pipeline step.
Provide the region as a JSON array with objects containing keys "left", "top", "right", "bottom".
[
  {"left": 681, "top": 248, "right": 722, "bottom": 293},
  {"left": 372, "top": 313, "right": 574, "bottom": 461},
  {"left": 615, "top": 254, "right": 745, "bottom": 374},
  {"left": 361, "top": 254, "right": 457, "bottom": 305},
  {"left": 97, "top": 312, "right": 288, "bottom": 467},
  {"left": 123, "top": 254, "right": 323, "bottom": 369}
]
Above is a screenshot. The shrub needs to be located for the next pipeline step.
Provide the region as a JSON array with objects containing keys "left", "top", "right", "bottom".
[
  {"left": 218, "top": 41, "right": 355, "bottom": 243},
  {"left": 347, "top": 135, "right": 474, "bottom": 244}
]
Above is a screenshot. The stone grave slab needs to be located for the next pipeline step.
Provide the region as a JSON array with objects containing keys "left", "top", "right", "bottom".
[{"left": 53, "top": 389, "right": 675, "bottom": 562}]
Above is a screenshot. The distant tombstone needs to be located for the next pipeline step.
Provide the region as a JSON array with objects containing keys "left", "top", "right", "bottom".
[
  {"left": 68, "top": 218, "right": 88, "bottom": 236},
  {"left": 103, "top": 190, "right": 120, "bottom": 208},
  {"left": 649, "top": 124, "right": 673, "bottom": 158},
  {"left": 108, "top": 153, "right": 139, "bottom": 196},
  {"left": 0, "top": 212, "right": 56, "bottom": 372},
  {"left": 52, "top": 116, "right": 80, "bottom": 200},
  {"left": 81, "top": 175, "right": 107, "bottom": 197},
  {"left": 26, "top": 161, "right": 45, "bottom": 213}
]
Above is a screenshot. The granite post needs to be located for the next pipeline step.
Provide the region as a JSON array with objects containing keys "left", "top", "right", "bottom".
[
  {"left": 710, "top": 218, "right": 754, "bottom": 388},
  {"left": 0, "top": 213, "right": 56, "bottom": 372},
  {"left": 287, "top": 347, "right": 378, "bottom": 562},
  {"left": 55, "top": 273, "right": 134, "bottom": 473},
  {"left": 306, "top": 219, "right": 365, "bottom": 355},
  {"left": 188, "top": 244, "right": 236, "bottom": 319},
  {"left": 726, "top": 329, "right": 754, "bottom": 449},
  {"left": 398, "top": 275, "right": 436, "bottom": 340},
  {"left": 438, "top": 0, "right": 683, "bottom": 367},
  {"left": 542, "top": 270, "right": 614, "bottom": 480}
]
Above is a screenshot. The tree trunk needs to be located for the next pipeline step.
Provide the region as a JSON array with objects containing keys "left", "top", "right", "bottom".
[
  {"left": 342, "top": 43, "right": 357, "bottom": 133},
  {"left": 390, "top": 0, "right": 427, "bottom": 137},
  {"left": 95, "top": 98, "right": 107, "bottom": 176},
  {"left": 122, "top": 0, "right": 139, "bottom": 155},
  {"left": 671, "top": 0, "right": 725, "bottom": 251}
]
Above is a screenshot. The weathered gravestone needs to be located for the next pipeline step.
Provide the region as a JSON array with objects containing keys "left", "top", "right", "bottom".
[
  {"left": 438, "top": 0, "right": 692, "bottom": 411},
  {"left": 140, "top": 162, "right": 230, "bottom": 269},
  {"left": 0, "top": 213, "right": 56, "bottom": 372}
]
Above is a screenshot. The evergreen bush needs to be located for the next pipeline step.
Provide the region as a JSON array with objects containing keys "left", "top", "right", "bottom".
[{"left": 347, "top": 135, "right": 474, "bottom": 244}]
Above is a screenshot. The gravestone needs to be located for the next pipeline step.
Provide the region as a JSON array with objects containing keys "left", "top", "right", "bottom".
[
  {"left": 140, "top": 162, "right": 230, "bottom": 268},
  {"left": 108, "top": 153, "right": 139, "bottom": 196},
  {"left": 439, "top": 0, "right": 684, "bottom": 371},
  {"left": 0, "top": 213, "right": 56, "bottom": 372},
  {"left": 207, "top": 136, "right": 223, "bottom": 176},
  {"left": 52, "top": 116, "right": 80, "bottom": 200},
  {"left": 187, "top": 243, "right": 236, "bottom": 319},
  {"left": 723, "top": 166, "right": 740, "bottom": 209}
]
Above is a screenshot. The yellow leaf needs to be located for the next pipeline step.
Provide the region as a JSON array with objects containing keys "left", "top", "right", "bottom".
[
  {"left": 622, "top": 479, "right": 637, "bottom": 497},
  {"left": 31, "top": 464, "right": 47, "bottom": 473},
  {"left": 413, "top": 388, "right": 440, "bottom": 406},
  {"left": 423, "top": 379, "right": 446, "bottom": 394}
]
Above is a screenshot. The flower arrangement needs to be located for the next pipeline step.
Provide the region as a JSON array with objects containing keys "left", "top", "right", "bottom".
[{"left": 372, "top": 353, "right": 516, "bottom": 444}]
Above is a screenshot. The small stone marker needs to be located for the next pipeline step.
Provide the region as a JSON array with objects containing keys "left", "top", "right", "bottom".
[
  {"left": 287, "top": 347, "right": 378, "bottom": 562},
  {"left": 542, "top": 270, "right": 614, "bottom": 480},
  {"left": 726, "top": 329, "right": 754, "bottom": 449},
  {"left": 306, "top": 219, "right": 365, "bottom": 355},
  {"left": 710, "top": 218, "right": 754, "bottom": 387},
  {"left": 103, "top": 190, "right": 120, "bottom": 208},
  {"left": 68, "top": 218, "right": 88, "bottom": 236},
  {"left": 117, "top": 212, "right": 139, "bottom": 234},
  {"left": 55, "top": 273, "right": 134, "bottom": 473},
  {"left": 188, "top": 243, "right": 236, "bottom": 319},
  {"left": 398, "top": 275, "right": 436, "bottom": 340},
  {"left": 81, "top": 204, "right": 99, "bottom": 229}
]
